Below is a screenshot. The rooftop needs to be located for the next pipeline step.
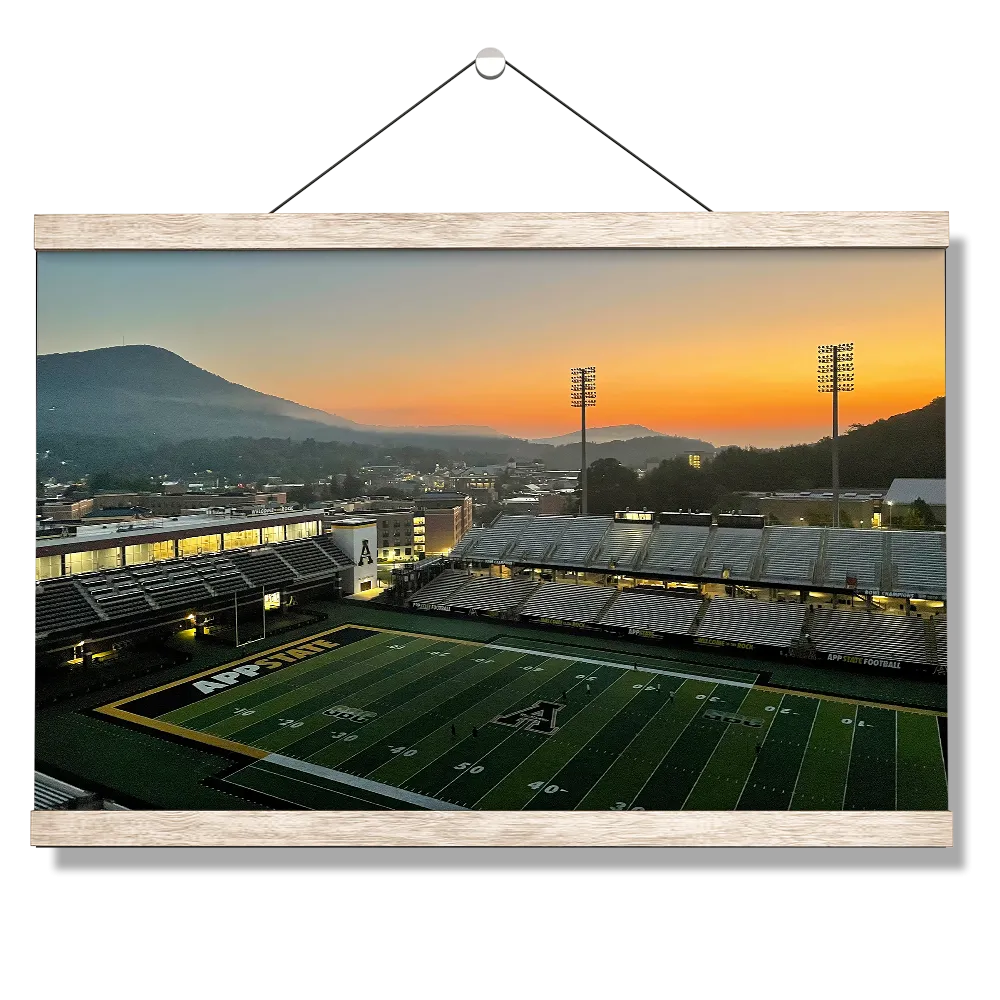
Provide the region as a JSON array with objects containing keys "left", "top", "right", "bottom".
[
  {"left": 885, "top": 478, "right": 947, "bottom": 506},
  {"left": 36, "top": 507, "right": 321, "bottom": 552}
]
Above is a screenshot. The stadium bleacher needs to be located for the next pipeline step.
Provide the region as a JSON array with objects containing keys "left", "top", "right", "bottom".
[
  {"left": 505, "top": 516, "right": 572, "bottom": 563},
  {"left": 463, "top": 515, "right": 532, "bottom": 561},
  {"left": 809, "top": 607, "right": 932, "bottom": 665},
  {"left": 758, "top": 526, "right": 823, "bottom": 586},
  {"left": 35, "top": 533, "right": 355, "bottom": 639},
  {"left": 226, "top": 547, "right": 298, "bottom": 587},
  {"left": 181, "top": 554, "right": 250, "bottom": 595},
  {"left": 697, "top": 596, "right": 807, "bottom": 649},
  {"left": 542, "top": 516, "right": 611, "bottom": 567},
  {"left": 78, "top": 573, "right": 156, "bottom": 618},
  {"left": 599, "top": 588, "right": 702, "bottom": 636},
  {"left": 139, "top": 568, "right": 215, "bottom": 608},
  {"left": 448, "top": 526, "right": 485, "bottom": 559},
  {"left": 35, "top": 578, "right": 105, "bottom": 634},
  {"left": 451, "top": 515, "right": 945, "bottom": 600},
  {"left": 313, "top": 534, "right": 356, "bottom": 569},
  {"left": 408, "top": 568, "right": 475, "bottom": 609},
  {"left": 446, "top": 575, "right": 540, "bottom": 614},
  {"left": 889, "top": 531, "right": 947, "bottom": 596},
  {"left": 272, "top": 537, "right": 348, "bottom": 578},
  {"left": 935, "top": 616, "right": 947, "bottom": 669},
  {"left": 638, "top": 524, "right": 711, "bottom": 576},
  {"left": 587, "top": 521, "right": 653, "bottom": 571},
  {"left": 698, "top": 527, "right": 763, "bottom": 580},
  {"left": 818, "top": 529, "right": 884, "bottom": 591},
  {"left": 520, "top": 581, "right": 616, "bottom": 624}
]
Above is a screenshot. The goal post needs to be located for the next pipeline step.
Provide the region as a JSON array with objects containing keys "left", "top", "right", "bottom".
[{"left": 233, "top": 586, "right": 268, "bottom": 648}]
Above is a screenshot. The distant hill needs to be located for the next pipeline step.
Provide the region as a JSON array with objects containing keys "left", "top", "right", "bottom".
[
  {"left": 37, "top": 346, "right": 371, "bottom": 441},
  {"left": 531, "top": 424, "right": 669, "bottom": 446},
  {"left": 710, "top": 397, "right": 946, "bottom": 489}
]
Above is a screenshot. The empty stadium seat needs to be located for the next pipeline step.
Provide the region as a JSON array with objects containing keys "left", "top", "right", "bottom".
[
  {"left": 588, "top": 521, "right": 653, "bottom": 571},
  {"left": 818, "top": 529, "right": 883, "bottom": 590},
  {"left": 447, "top": 575, "right": 540, "bottom": 614},
  {"left": 545, "top": 516, "right": 613, "bottom": 566},
  {"left": 699, "top": 527, "right": 764, "bottom": 580},
  {"left": 409, "top": 569, "right": 475, "bottom": 609},
  {"left": 759, "top": 526, "right": 823, "bottom": 585},
  {"left": 463, "top": 516, "right": 533, "bottom": 560},
  {"left": 505, "top": 516, "right": 573, "bottom": 563},
  {"left": 889, "top": 531, "right": 947, "bottom": 597},
  {"left": 809, "top": 607, "right": 932, "bottom": 665},
  {"left": 639, "top": 524, "right": 710, "bottom": 576},
  {"left": 520, "top": 581, "right": 616, "bottom": 624},
  {"left": 697, "top": 596, "right": 807, "bottom": 648},
  {"left": 599, "top": 589, "right": 702, "bottom": 636},
  {"left": 35, "top": 579, "right": 105, "bottom": 636},
  {"left": 449, "top": 527, "right": 484, "bottom": 559}
]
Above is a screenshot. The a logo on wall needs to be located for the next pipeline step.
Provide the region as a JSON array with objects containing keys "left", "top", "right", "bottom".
[{"left": 359, "top": 539, "right": 374, "bottom": 566}]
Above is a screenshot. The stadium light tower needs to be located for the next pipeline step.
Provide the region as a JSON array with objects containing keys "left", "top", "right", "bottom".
[
  {"left": 571, "top": 366, "right": 596, "bottom": 514},
  {"left": 817, "top": 343, "right": 855, "bottom": 528}
]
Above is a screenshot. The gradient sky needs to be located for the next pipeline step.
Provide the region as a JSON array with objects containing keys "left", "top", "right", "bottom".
[{"left": 37, "top": 248, "right": 944, "bottom": 447}]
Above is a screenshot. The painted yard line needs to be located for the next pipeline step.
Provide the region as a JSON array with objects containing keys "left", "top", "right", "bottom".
[
  {"left": 467, "top": 669, "right": 656, "bottom": 810},
  {"left": 234, "top": 761, "right": 393, "bottom": 810},
  {"left": 488, "top": 644, "right": 754, "bottom": 688},
  {"left": 895, "top": 710, "right": 899, "bottom": 811},
  {"left": 187, "top": 635, "right": 434, "bottom": 736},
  {"left": 932, "top": 722, "right": 951, "bottom": 805},
  {"left": 264, "top": 753, "right": 467, "bottom": 810},
  {"left": 787, "top": 694, "right": 822, "bottom": 808},
  {"left": 96, "top": 707, "right": 267, "bottom": 760},
  {"left": 754, "top": 683, "right": 946, "bottom": 717},
  {"left": 734, "top": 688, "right": 784, "bottom": 809},
  {"left": 433, "top": 668, "right": 605, "bottom": 801},
  {"left": 495, "top": 635, "right": 763, "bottom": 680},
  {"left": 98, "top": 623, "right": 367, "bottom": 712},
  {"left": 517, "top": 675, "right": 652, "bottom": 809},
  {"left": 625, "top": 683, "right": 722, "bottom": 809},
  {"left": 840, "top": 704, "right": 860, "bottom": 810},
  {"left": 687, "top": 687, "right": 764, "bottom": 811},
  {"left": 574, "top": 681, "right": 691, "bottom": 807},
  {"left": 345, "top": 624, "right": 483, "bottom": 647},
  {"left": 221, "top": 635, "right": 474, "bottom": 743},
  {"left": 197, "top": 642, "right": 444, "bottom": 735},
  {"left": 364, "top": 654, "right": 573, "bottom": 783},
  {"left": 221, "top": 771, "right": 318, "bottom": 810},
  {"left": 301, "top": 649, "right": 541, "bottom": 769}
]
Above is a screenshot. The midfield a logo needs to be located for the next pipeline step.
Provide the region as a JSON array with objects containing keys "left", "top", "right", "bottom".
[
  {"left": 358, "top": 539, "right": 374, "bottom": 566},
  {"left": 493, "top": 700, "right": 563, "bottom": 735}
]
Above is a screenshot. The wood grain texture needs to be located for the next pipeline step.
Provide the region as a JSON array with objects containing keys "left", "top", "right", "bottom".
[
  {"left": 30, "top": 810, "right": 952, "bottom": 847},
  {"left": 34, "top": 212, "right": 949, "bottom": 250}
]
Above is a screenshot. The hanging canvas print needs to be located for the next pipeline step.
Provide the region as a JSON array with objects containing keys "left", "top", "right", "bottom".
[{"left": 31, "top": 212, "right": 951, "bottom": 845}]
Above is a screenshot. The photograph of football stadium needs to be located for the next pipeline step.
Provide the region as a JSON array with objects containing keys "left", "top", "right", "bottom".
[{"left": 35, "top": 247, "right": 947, "bottom": 813}]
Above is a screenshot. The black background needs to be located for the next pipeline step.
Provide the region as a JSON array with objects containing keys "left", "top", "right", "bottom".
[{"left": 29, "top": 29, "right": 971, "bottom": 828}]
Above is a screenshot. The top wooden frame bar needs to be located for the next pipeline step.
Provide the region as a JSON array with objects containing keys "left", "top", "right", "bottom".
[{"left": 34, "top": 212, "right": 949, "bottom": 250}]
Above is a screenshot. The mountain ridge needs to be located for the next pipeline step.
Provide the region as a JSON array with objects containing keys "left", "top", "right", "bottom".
[
  {"left": 37, "top": 346, "right": 516, "bottom": 442},
  {"left": 530, "top": 424, "right": 673, "bottom": 447}
]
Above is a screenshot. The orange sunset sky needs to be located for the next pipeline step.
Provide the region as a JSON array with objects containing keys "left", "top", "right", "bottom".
[{"left": 37, "top": 248, "right": 945, "bottom": 447}]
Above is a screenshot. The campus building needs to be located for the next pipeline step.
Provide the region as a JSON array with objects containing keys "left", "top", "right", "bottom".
[
  {"left": 745, "top": 488, "right": 886, "bottom": 528},
  {"left": 883, "top": 478, "right": 947, "bottom": 526},
  {"left": 88, "top": 491, "right": 289, "bottom": 517},
  {"left": 35, "top": 508, "right": 322, "bottom": 581}
]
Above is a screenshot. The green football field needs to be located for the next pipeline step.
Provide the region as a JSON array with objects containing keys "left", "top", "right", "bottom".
[{"left": 97, "top": 624, "right": 948, "bottom": 811}]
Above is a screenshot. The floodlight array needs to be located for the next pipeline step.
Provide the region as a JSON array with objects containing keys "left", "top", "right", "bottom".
[
  {"left": 817, "top": 343, "right": 855, "bottom": 393},
  {"left": 571, "top": 366, "right": 597, "bottom": 407}
]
